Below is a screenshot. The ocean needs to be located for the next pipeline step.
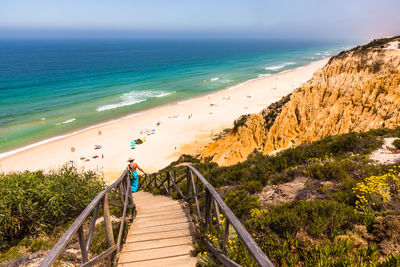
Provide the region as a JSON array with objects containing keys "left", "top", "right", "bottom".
[{"left": 0, "top": 39, "right": 355, "bottom": 156}]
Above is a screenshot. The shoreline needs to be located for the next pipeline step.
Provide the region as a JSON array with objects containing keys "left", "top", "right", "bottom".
[
  {"left": 0, "top": 59, "right": 329, "bottom": 181},
  {"left": 0, "top": 61, "right": 320, "bottom": 160}
]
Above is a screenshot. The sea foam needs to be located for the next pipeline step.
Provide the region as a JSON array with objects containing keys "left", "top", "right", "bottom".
[
  {"left": 258, "top": 73, "right": 272, "bottom": 78},
  {"left": 97, "top": 90, "right": 174, "bottom": 112},
  {"left": 56, "top": 118, "right": 76, "bottom": 125},
  {"left": 265, "top": 62, "right": 295, "bottom": 71}
]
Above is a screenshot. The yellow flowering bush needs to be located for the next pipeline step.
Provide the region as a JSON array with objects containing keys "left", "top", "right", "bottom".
[
  {"left": 307, "top": 153, "right": 334, "bottom": 164},
  {"left": 353, "top": 166, "right": 400, "bottom": 212}
]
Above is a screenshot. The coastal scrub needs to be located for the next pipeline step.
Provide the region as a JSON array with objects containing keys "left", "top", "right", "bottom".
[{"left": 0, "top": 166, "right": 104, "bottom": 250}]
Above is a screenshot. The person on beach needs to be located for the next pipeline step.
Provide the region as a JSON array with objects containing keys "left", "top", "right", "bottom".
[{"left": 126, "top": 157, "right": 145, "bottom": 193}]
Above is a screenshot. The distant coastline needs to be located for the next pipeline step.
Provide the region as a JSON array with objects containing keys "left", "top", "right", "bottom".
[
  {"left": 0, "top": 58, "right": 328, "bottom": 177},
  {"left": 0, "top": 59, "right": 325, "bottom": 160},
  {"left": 0, "top": 39, "right": 353, "bottom": 155}
]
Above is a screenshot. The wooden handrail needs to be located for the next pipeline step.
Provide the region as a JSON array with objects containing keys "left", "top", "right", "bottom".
[
  {"left": 40, "top": 170, "right": 135, "bottom": 267},
  {"left": 142, "top": 165, "right": 274, "bottom": 267},
  {"left": 41, "top": 165, "right": 272, "bottom": 266}
]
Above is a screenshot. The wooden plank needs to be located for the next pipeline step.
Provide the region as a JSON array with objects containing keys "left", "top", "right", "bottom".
[
  {"left": 129, "top": 217, "right": 190, "bottom": 228},
  {"left": 126, "top": 229, "right": 191, "bottom": 242},
  {"left": 118, "top": 244, "right": 193, "bottom": 264},
  {"left": 133, "top": 209, "right": 187, "bottom": 219},
  {"left": 119, "top": 254, "right": 197, "bottom": 267},
  {"left": 122, "top": 239, "right": 192, "bottom": 252},
  {"left": 122, "top": 236, "right": 193, "bottom": 251},
  {"left": 133, "top": 212, "right": 188, "bottom": 222},
  {"left": 131, "top": 222, "right": 191, "bottom": 235},
  {"left": 118, "top": 191, "right": 196, "bottom": 266}
]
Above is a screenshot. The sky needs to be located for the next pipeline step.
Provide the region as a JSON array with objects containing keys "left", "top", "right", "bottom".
[{"left": 0, "top": 0, "right": 399, "bottom": 40}]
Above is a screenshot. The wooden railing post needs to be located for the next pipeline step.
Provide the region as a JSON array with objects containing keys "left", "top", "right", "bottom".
[
  {"left": 77, "top": 225, "right": 88, "bottom": 263},
  {"left": 103, "top": 193, "right": 115, "bottom": 248},
  {"left": 85, "top": 203, "right": 99, "bottom": 253},
  {"left": 222, "top": 219, "right": 230, "bottom": 255},
  {"left": 187, "top": 168, "right": 192, "bottom": 199},
  {"left": 205, "top": 190, "right": 212, "bottom": 226},
  {"left": 190, "top": 172, "right": 201, "bottom": 219},
  {"left": 116, "top": 177, "right": 130, "bottom": 252},
  {"left": 126, "top": 174, "right": 134, "bottom": 207},
  {"left": 167, "top": 171, "right": 171, "bottom": 196},
  {"left": 118, "top": 183, "right": 124, "bottom": 204}
]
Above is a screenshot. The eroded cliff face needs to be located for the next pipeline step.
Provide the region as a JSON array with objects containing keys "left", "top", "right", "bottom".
[{"left": 202, "top": 38, "right": 400, "bottom": 166}]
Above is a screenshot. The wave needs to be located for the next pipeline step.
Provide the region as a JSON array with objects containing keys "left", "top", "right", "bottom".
[
  {"left": 0, "top": 111, "right": 147, "bottom": 160},
  {"left": 258, "top": 73, "right": 272, "bottom": 78},
  {"left": 155, "top": 91, "right": 174, "bottom": 98},
  {"left": 97, "top": 90, "right": 174, "bottom": 112},
  {"left": 265, "top": 62, "right": 295, "bottom": 71},
  {"left": 210, "top": 77, "right": 219, "bottom": 82},
  {"left": 56, "top": 118, "right": 76, "bottom": 125}
]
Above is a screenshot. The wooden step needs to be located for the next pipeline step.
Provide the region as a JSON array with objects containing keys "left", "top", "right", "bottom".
[
  {"left": 122, "top": 236, "right": 193, "bottom": 251},
  {"left": 126, "top": 229, "right": 191, "bottom": 242},
  {"left": 131, "top": 222, "right": 191, "bottom": 235},
  {"left": 130, "top": 217, "right": 190, "bottom": 228},
  {"left": 119, "top": 254, "right": 197, "bottom": 267},
  {"left": 118, "top": 191, "right": 196, "bottom": 266},
  {"left": 119, "top": 244, "right": 193, "bottom": 263}
]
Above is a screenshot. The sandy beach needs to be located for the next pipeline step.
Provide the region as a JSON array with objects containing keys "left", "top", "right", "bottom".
[{"left": 0, "top": 59, "right": 328, "bottom": 182}]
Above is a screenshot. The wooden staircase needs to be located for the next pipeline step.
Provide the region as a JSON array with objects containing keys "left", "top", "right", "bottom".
[
  {"left": 41, "top": 166, "right": 273, "bottom": 267},
  {"left": 118, "top": 191, "right": 197, "bottom": 266}
]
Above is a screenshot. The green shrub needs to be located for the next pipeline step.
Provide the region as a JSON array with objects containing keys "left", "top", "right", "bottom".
[
  {"left": 0, "top": 166, "right": 104, "bottom": 249},
  {"left": 29, "top": 238, "right": 55, "bottom": 252},
  {"left": 245, "top": 201, "right": 373, "bottom": 265},
  {"left": 223, "top": 189, "right": 260, "bottom": 219},
  {"left": 327, "top": 177, "right": 358, "bottom": 206},
  {"left": 247, "top": 200, "right": 361, "bottom": 239},
  {"left": 300, "top": 240, "right": 380, "bottom": 266},
  {"left": 303, "top": 161, "right": 350, "bottom": 181},
  {"left": 241, "top": 180, "right": 263, "bottom": 194},
  {"left": 186, "top": 130, "right": 385, "bottom": 188},
  {"left": 0, "top": 246, "right": 22, "bottom": 262},
  {"left": 392, "top": 139, "right": 400, "bottom": 149}
]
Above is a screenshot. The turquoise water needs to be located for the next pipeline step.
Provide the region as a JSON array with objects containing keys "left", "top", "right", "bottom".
[{"left": 0, "top": 39, "right": 354, "bottom": 155}]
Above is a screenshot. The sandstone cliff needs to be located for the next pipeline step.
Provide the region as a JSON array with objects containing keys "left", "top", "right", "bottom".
[{"left": 202, "top": 36, "right": 400, "bottom": 165}]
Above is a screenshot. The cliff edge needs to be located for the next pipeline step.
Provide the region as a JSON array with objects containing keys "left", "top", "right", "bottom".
[{"left": 202, "top": 36, "right": 400, "bottom": 165}]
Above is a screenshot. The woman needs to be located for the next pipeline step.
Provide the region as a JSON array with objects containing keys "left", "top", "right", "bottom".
[{"left": 126, "top": 157, "right": 145, "bottom": 193}]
